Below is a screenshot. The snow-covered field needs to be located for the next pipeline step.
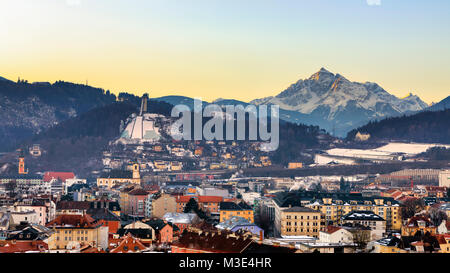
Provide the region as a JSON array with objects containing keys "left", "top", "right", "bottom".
[
  {"left": 374, "top": 142, "right": 450, "bottom": 155},
  {"left": 315, "top": 142, "right": 450, "bottom": 166}
]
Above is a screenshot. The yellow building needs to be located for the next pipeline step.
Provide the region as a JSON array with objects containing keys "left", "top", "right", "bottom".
[
  {"left": 274, "top": 206, "right": 322, "bottom": 238},
  {"left": 46, "top": 214, "right": 108, "bottom": 251},
  {"left": 373, "top": 237, "right": 409, "bottom": 253},
  {"left": 307, "top": 197, "right": 402, "bottom": 230},
  {"left": 119, "top": 185, "right": 137, "bottom": 216},
  {"left": 219, "top": 202, "right": 254, "bottom": 223},
  {"left": 288, "top": 162, "right": 303, "bottom": 169},
  {"left": 97, "top": 164, "right": 141, "bottom": 189},
  {"left": 438, "top": 235, "right": 450, "bottom": 253},
  {"left": 170, "top": 161, "right": 183, "bottom": 171},
  {"left": 274, "top": 191, "right": 402, "bottom": 231},
  {"left": 401, "top": 216, "right": 437, "bottom": 236},
  {"left": 153, "top": 160, "right": 169, "bottom": 170}
]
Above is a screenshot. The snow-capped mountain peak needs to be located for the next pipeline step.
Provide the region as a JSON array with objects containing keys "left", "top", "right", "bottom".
[{"left": 250, "top": 68, "right": 428, "bottom": 136}]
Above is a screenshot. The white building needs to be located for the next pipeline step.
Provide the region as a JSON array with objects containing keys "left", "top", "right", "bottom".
[
  {"left": 9, "top": 209, "right": 39, "bottom": 226},
  {"left": 319, "top": 226, "right": 354, "bottom": 244},
  {"left": 64, "top": 178, "right": 87, "bottom": 195},
  {"left": 341, "top": 211, "right": 386, "bottom": 241},
  {"left": 439, "top": 170, "right": 450, "bottom": 188}
]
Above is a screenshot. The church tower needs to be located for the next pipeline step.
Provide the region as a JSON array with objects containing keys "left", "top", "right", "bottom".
[
  {"left": 132, "top": 163, "right": 140, "bottom": 180},
  {"left": 18, "top": 150, "right": 28, "bottom": 175}
]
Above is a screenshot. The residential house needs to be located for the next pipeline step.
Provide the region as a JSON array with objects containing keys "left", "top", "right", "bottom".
[
  {"left": 110, "top": 233, "right": 150, "bottom": 253},
  {"left": 319, "top": 226, "right": 354, "bottom": 244},
  {"left": 145, "top": 218, "right": 178, "bottom": 244},
  {"left": 401, "top": 216, "right": 437, "bottom": 236}
]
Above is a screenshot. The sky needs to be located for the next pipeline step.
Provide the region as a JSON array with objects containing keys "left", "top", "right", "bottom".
[{"left": 1, "top": 0, "right": 449, "bottom": 104}]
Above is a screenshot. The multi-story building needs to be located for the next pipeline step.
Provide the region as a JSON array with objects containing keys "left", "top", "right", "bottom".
[
  {"left": 341, "top": 210, "right": 386, "bottom": 240},
  {"left": 439, "top": 170, "right": 450, "bottom": 188},
  {"left": 274, "top": 205, "right": 322, "bottom": 238},
  {"left": 151, "top": 192, "right": 177, "bottom": 218},
  {"left": 13, "top": 199, "right": 49, "bottom": 225},
  {"left": 219, "top": 202, "right": 254, "bottom": 223},
  {"left": 119, "top": 185, "right": 136, "bottom": 217},
  {"left": 273, "top": 191, "right": 401, "bottom": 231},
  {"left": 46, "top": 214, "right": 108, "bottom": 251},
  {"left": 127, "top": 188, "right": 149, "bottom": 217}
]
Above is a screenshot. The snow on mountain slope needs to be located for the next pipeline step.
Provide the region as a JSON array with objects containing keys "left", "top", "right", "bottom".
[{"left": 251, "top": 68, "right": 429, "bottom": 136}]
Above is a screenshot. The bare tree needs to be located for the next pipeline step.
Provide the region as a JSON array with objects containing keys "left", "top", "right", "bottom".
[
  {"left": 352, "top": 229, "right": 371, "bottom": 250},
  {"left": 401, "top": 199, "right": 425, "bottom": 219},
  {"left": 428, "top": 208, "right": 448, "bottom": 227}
]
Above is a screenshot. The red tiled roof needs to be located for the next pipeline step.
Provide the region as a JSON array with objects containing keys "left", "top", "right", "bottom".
[
  {"left": 176, "top": 196, "right": 223, "bottom": 203},
  {"left": 128, "top": 188, "right": 149, "bottom": 196},
  {"left": 397, "top": 196, "right": 417, "bottom": 202},
  {"left": 392, "top": 192, "right": 404, "bottom": 199},
  {"left": 110, "top": 234, "right": 148, "bottom": 253},
  {"left": 79, "top": 245, "right": 106, "bottom": 253},
  {"left": 56, "top": 201, "right": 90, "bottom": 210},
  {"left": 425, "top": 186, "right": 446, "bottom": 192},
  {"left": 406, "top": 216, "right": 434, "bottom": 227},
  {"left": 46, "top": 214, "right": 100, "bottom": 228},
  {"left": 435, "top": 235, "right": 448, "bottom": 245},
  {"left": 324, "top": 226, "right": 342, "bottom": 234},
  {"left": 43, "top": 172, "right": 75, "bottom": 182},
  {"left": 198, "top": 196, "right": 223, "bottom": 203},
  {"left": 0, "top": 241, "right": 48, "bottom": 253}
]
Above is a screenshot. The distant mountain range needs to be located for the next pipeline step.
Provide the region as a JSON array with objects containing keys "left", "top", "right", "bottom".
[
  {"left": 250, "top": 68, "right": 429, "bottom": 136},
  {"left": 155, "top": 68, "right": 439, "bottom": 137}
]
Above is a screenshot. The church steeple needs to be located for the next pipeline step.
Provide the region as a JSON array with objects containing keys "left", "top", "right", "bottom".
[{"left": 18, "top": 149, "right": 28, "bottom": 175}]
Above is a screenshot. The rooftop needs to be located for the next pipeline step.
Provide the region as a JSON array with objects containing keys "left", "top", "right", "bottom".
[{"left": 342, "top": 211, "right": 385, "bottom": 221}]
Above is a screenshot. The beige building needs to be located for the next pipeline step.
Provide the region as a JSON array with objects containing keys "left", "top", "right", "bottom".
[
  {"left": 46, "top": 214, "right": 108, "bottom": 251},
  {"left": 439, "top": 170, "right": 450, "bottom": 188},
  {"left": 274, "top": 205, "right": 322, "bottom": 238},
  {"left": 97, "top": 164, "right": 141, "bottom": 189},
  {"left": 151, "top": 193, "right": 177, "bottom": 218},
  {"left": 306, "top": 197, "right": 401, "bottom": 230}
]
